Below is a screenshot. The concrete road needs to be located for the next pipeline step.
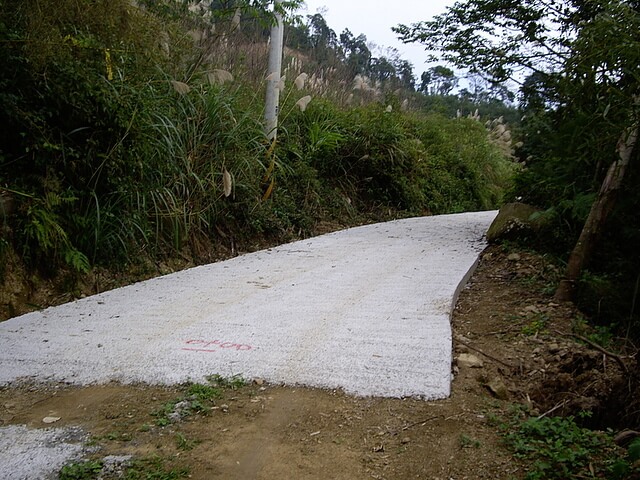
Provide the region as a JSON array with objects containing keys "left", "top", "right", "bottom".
[
  {"left": 0, "top": 211, "right": 497, "bottom": 479},
  {"left": 0, "top": 211, "right": 497, "bottom": 399}
]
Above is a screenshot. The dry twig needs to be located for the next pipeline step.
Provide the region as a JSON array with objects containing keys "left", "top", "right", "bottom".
[
  {"left": 456, "top": 339, "right": 514, "bottom": 369},
  {"left": 553, "top": 330, "right": 629, "bottom": 373}
]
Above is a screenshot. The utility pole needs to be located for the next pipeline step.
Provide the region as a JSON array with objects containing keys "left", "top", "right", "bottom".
[{"left": 264, "top": 0, "right": 284, "bottom": 141}]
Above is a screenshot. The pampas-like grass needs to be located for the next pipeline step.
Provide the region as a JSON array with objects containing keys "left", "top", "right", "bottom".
[
  {"left": 295, "top": 95, "right": 312, "bottom": 112},
  {"left": 222, "top": 168, "right": 232, "bottom": 197},
  {"left": 294, "top": 72, "right": 308, "bottom": 90},
  {"left": 171, "top": 80, "right": 191, "bottom": 94},
  {"left": 207, "top": 69, "right": 234, "bottom": 85},
  {"left": 231, "top": 7, "right": 241, "bottom": 30}
]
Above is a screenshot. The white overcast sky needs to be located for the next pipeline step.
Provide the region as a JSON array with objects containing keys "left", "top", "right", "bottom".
[{"left": 299, "top": 0, "right": 455, "bottom": 77}]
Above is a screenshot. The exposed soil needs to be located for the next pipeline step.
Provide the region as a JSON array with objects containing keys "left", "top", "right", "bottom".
[{"left": 0, "top": 245, "right": 634, "bottom": 479}]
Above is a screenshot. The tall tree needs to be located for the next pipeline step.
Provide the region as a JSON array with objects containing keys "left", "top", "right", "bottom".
[
  {"left": 395, "top": 0, "right": 640, "bottom": 303},
  {"left": 339, "top": 29, "right": 372, "bottom": 75},
  {"left": 307, "top": 12, "right": 338, "bottom": 63},
  {"left": 393, "top": 58, "right": 415, "bottom": 91},
  {"left": 419, "top": 66, "right": 457, "bottom": 95}
]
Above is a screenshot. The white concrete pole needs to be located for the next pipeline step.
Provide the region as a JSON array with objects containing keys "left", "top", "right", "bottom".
[{"left": 264, "top": 0, "right": 284, "bottom": 141}]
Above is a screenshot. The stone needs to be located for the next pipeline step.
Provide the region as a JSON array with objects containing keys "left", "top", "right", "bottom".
[
  {"left": 42, "top": 416, "right": 61, "bottom": 424},
  {"left": 457, "top": 353, "right": 484, "bottom": 368},
  {"left": 486, "top": 377, "right": 509, "bottom": 400},
  {"left": 102, "top": 455, "right": 133, "bottom": 476},
  {"left": 167, "top": 412, "right": 181, "bottom": 423},
  {"left": 548, "top": 343, "right": 561, "bottom": 354},
  {"left": 486, "top": 202, "right": 549, "bottom": 243}
]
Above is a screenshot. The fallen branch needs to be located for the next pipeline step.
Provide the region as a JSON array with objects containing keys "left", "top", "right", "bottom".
[
  {"left": 399, "top": 415, "right": 441, "bottom": 433},
  {"left": 554, "top": 330, "right": 629, "bottom": 373},
  {"left": 537, "top": 399, "right": 568, "bottom": 420},
  {"left": 456, "top": 339, "right": 514, "bottom": 369}
]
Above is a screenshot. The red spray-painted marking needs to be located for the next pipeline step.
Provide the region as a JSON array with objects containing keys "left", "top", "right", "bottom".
[{"left": 182, "top": 339, "right": 253, "bottom": 353}]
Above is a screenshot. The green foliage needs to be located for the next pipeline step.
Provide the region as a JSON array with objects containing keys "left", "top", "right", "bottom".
[
  {"left": 398, "top": 0, "right": 640, "bottom": 337},
  {"left": 521, "top": 313, "right": 549, "bottom": 336},
  {"left": 151, "top": 377, "right": 242, "bottom": 426},
  {"left": 21, "top": 189, "right": 90, "bottom": 273},
  {"left": 610, "top": 438, "right": 640, "bottom": 478},
  {"left": 175, "top": 432, "right": 199, "bottom": 451},
  {"left": 59, "top": 455, "right": 190, "bottom": 480},
  {"left": 59, "top": 460, "right": 103, "bottom": 480},
  {"left": 280, "top": 99, "right": 516, "bottom": 218},
  {"left": 0, "top": 0, "right": 517, "bottom": 286},
  {"left": 123, "top": 456, "right": 189, "bottom": 480},
  {"left": 503, "top": 411, "right": 628, "bottom": 480},
  {"left": 206, "top": 373, "right": 247, "bottom": 390},
  {"left": 459, "top": 433, "right": 481, "bottom": 449}
]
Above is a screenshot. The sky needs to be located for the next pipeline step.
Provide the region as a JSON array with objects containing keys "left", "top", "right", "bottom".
[{"left": 299, "top": 0, "right": 455, "bottom": 78}]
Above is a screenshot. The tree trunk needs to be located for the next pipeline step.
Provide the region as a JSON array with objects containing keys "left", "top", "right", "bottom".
[{"left": 554, "top": 123, "right": 638, "bottom": 302}]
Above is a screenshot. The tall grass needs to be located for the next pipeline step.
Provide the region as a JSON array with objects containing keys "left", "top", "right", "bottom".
[{"left": 0, "top": 0, "right": 518, "bottom": 278}]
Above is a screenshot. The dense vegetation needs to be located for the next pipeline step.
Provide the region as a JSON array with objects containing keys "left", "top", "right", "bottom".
[
  {"left": 0, "top": 0, "right": 517, "bottom": 281},
  {"left": 397, "top": 0, "right": 640, "bottom": 340}
]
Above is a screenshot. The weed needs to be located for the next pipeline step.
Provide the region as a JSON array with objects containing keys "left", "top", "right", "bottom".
[
  {"left": 175, "top": 432, "right": 199, "bottom": 451},
  {"left": 521, "top": 313, "right": 549, "bottom": 336},
  {"left": 59, "top": 460, "right": 103, "bottom": 480},
  {"left": 206, "top": 374, "right": 247, "bottom": 390},
  {"left": 186, "top": 382, "right": 223, "bottom": 401},
  {"left": 122, "top": 456, "right": 189, "bottom": 480},
  {"left": 151, "top": 376, "right": 243, "bottom": 425},
  {"left": 609, "top": 438, "right": 640, "bottom": 479},
  {"left": 484, "top": 411, "right": 501, "bottom": 427},
  {"left": 151, "top": 399, "right": 179, "bottom": 426},
  {"left": 501, "top": 409, "right": 631, "bottom": 480},
  {"left": 459, "top": 434, "right": 481, "bottom": 449}
]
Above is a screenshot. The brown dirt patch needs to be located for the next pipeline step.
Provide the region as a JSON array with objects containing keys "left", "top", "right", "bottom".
[{"left": 0, "top": 245, "right": 632, "bottom": 479}]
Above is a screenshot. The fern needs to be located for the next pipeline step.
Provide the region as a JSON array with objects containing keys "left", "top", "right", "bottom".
[{"left": 23, "top": 191, "right": 90, "bottom": 273}]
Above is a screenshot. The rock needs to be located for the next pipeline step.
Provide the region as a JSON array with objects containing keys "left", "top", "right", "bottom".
[
  {"left": 253, "top": 378, "right": 265, "bottom": 386},
  {"left": 42, "top": 416, "right": 61, "bottom": 424},
  {"left": 486, "top": 202, "right": 549, "bottom": 243},
  {"left": 167, "top": 412, "right": 182, "bottom": 423},
  {"left": 174, "top": 400, "right": 191, "bottom": 411},
  {"left": 101, "top": 455, "right": 133, "bottom": 477},
  {"left": 455, "top": 334, "right": 473, "bottom": 344},
  {"left": 401, "top": 437, "right": 411, "bottom": 444},
  {"left": 507, "top": 253, "right": 521, "bottom": 261},
  {"left": 458, "top": 353, "right": 484, "bottom": 368},
  {"left": 548, "top": 343, "right": 561, "bottom": 354},
  {"left": 486, "top": 377, "right": 509, "bottom": 400}
]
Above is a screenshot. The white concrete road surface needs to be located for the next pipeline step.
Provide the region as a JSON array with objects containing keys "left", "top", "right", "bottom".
[
  {"left": 0, "top": 211, "right": 497, "bottom": 399},
  {"left": 0, "top": 211, "right": 497, "bottom": 479}
]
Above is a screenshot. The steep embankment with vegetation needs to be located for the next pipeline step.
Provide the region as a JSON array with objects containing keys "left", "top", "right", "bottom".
[{"left": 0, "top": 0, "right": 517, "bottom": 318}]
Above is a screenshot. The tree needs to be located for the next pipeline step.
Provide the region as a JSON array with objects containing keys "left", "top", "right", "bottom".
[
  {"left": 370, "top": 56, "right": 396, "bottom": 82},
  {"left": 395, "top": 0, "right": 640, "bottom": 306},
  {"left": 419, "top": 66, "right": 457, "bottom": 95},
  {"left": 393, "top": 58, "right": 415, "bottom": 91},
  {"left": 393, "top": 0, "right": 569, "bottom": 84},
  {"left": 307, "top": 12, "right": 338, "bottom": 63},
  {"left": 339, "top": 29, "right": 372, "bottom": 75}
]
